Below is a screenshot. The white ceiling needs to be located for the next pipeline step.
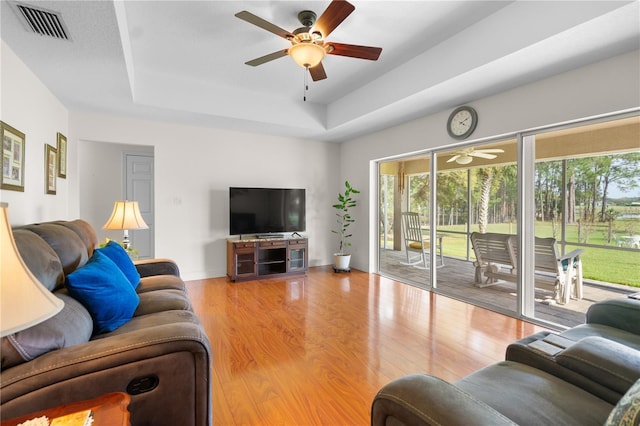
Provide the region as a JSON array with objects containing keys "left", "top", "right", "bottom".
[{"left": 2, "top": 1, "right": 639, "bottom": 142}]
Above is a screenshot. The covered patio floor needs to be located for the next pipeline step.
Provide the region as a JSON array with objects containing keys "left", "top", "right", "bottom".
[{"left": 379, "top": 249, "right": 636, "bottom": 328}]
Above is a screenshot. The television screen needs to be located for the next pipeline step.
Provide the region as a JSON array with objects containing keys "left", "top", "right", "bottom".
[{"left": 229, "top": 187, "right": 306, "bottom": 236}]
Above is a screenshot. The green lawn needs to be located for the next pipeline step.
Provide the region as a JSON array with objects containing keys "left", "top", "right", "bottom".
[{"left": 383, "top": 221, "right": 640, "bottom": 287}]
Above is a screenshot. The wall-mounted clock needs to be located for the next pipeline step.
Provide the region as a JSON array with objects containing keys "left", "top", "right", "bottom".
[{"left": 447, "top": 106, "right": 478, "bottom": 140}]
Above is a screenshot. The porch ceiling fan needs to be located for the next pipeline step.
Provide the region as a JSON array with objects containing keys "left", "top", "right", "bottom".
[
  {"left": 446, "top": 148, "right": 505, "bottom": 165},
  {"left": 235, "top": 0, "right": 383, "bottom": 82}
]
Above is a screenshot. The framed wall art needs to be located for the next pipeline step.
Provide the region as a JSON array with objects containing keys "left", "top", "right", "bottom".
[
  {"left": 45, "top": 144, "right": 57, "bottom": 195},
  {"left": 57, "top": 132, "right": 67, "bottom": 178},
  {"left": 1, "top": 121, "right": 26, "bottom": 192}
]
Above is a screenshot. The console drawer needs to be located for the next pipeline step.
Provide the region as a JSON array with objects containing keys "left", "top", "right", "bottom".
[
  {"left": 259, "top": 241, "right": 287, "bottom": 248},
  {"left": 234, "top": 242, "right": 256, "bottom": 249},
  {"left": 289, "top": 239, "right": 308, "bottom": 247}
]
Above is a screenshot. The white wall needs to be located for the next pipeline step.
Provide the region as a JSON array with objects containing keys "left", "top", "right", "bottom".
[
  {"left": 340, "top": 50, "right": 640, "bottom": 273},
  {"left": 71, "top": 112, "right": 340, "bottom": 280},
  {"left": 0, "top": 41, "right": 71, "bottom": 223}
]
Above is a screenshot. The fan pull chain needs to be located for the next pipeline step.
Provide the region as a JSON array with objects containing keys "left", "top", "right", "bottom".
[{"left": 303, "top": 66, "right": 309, "bottom": 102}]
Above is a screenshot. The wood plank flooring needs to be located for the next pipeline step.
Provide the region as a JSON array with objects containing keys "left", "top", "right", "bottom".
[{"left": 187, "top": 266, "right": 546, "bottom": 425}]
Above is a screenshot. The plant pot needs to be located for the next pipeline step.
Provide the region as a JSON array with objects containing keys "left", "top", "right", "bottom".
[{"left": 333, "top": 253, "right": 351, "bottom": 270}]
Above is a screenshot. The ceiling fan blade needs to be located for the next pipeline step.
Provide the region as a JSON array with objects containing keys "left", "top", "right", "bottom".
[
  {"left": 447, "top": 154, "right": 461, "bottom": 163},
  {"left": 245, "top": 49, "right": 289, "bottom": 66},
  {"left": 476, "top": 148, "right": 505, "bottom": 154},
  {"left": 309, "top": 62, "right": 327, "bottom": 81},
  {"left": 313, "top": 0, "right": 355, "bottom": 38},
  {"left": 470, "top": 152, "right": 498, "bottom": 159},
  {"left": 235, "top": 11, "right": 294, "bottom": 39},
  {"left": 327, "top": 43, "right": 382, "bottom": 60}
]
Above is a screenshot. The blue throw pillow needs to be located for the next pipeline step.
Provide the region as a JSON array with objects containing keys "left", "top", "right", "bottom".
[
  {"left": 66, "top": 251, "right": 139, "bottom": 334},
  {"left": 97, "top": 240, "right": 141, "bottom": 289}
]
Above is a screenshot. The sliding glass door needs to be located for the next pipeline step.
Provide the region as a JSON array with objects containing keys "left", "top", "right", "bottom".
[
  {"left": 376, "top": 113, "right": 639, "bottom": 328},
  {"left": 434, "top": 140, "right": 519, "bottom": 316},
  {"left": 531, "top": 116, "right": 640, "bottom": 324},
  {"left": 378, "top": 155, "right": 432, "bottom": 289}
]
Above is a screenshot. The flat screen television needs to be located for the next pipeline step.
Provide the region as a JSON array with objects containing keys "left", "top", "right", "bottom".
[{"left": 229, "top": 187, "right": 306, "bottom": 237}]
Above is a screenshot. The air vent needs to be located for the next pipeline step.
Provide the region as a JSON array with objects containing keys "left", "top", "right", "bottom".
[{"left": 14, "top": 3, "right": 69, "bottom": 40}]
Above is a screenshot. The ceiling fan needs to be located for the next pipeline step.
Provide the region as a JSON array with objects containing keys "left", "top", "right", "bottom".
[
  {"left": 235, "top": 0, "right": 382, "bottom": 82},
  {"left": 446, "top": 148, "right": 505, "bottom": 165}
]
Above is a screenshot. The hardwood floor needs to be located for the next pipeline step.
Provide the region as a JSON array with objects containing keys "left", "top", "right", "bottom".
[{"left": 187, "top": 266, "right": 546, "bottom": 425}]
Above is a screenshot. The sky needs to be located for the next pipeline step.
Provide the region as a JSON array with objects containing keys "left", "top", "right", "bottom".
[{"left": 609, "top": 182, "right": 640, "bottom": 200}]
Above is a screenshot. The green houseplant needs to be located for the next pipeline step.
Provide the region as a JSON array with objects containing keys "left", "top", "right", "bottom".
[{"left": 332, "top": 180, "right": 360, "bottom": 270}]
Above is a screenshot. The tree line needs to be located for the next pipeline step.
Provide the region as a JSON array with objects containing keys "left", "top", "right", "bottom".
[{"left": 404, "top": 152, "right": 639, "bottom": 233}]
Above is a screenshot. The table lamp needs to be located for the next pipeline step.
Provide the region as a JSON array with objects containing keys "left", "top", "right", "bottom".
[
  {"left": 102, "top": 200, "right": 149, "bottom": 250},
  {"left": 1, "top": 202, "right": 64, "bottom": 337}
]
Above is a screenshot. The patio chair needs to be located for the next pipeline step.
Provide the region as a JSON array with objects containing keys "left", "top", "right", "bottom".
[
  {"left": 401, "top": 212, "right": 444, "bottom": 269},
  {"left": 614, "top": 234, "right": 628, "bottom": 247}
]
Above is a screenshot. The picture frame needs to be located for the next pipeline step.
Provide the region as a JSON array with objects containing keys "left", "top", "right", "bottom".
[
  {"left": 1, "top": 121, "right": 26, "bottom": 192},
  {"left": 45, "top": 144, "right": 57, "bottom": 195},
  {"left": 57, "top": 132, "right": 67, "bottom": 178}
]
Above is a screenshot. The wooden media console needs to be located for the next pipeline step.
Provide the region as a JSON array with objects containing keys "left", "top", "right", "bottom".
[{"left": 227, "top": 237, "right": 308, "bottom": 282}]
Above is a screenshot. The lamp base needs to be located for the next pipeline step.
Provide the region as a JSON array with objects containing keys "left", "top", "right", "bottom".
[{"left": 122, "top": 230, "right": 130, "bottom": 250}]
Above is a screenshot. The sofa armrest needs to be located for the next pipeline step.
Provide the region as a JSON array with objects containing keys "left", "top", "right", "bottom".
[
  {"left": 134, "top": 258, "right": 180, "bottom": 277},
  {"left": 556, "top": 336, "right": 640, "bottom": 395},
  {"left": 586, "top": 298, "right": 640, "bottom": 335},
  {"left": 371, "top": 374, "right": 516, "bottom": 426},
  {"left": 1, "top": 322, "right": 208, "bottom": 394},
  {"left": 0, "top": 322, "right": 211, "bottom": 424}
]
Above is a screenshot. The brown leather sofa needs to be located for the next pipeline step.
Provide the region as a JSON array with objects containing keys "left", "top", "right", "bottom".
[
  {"left": 372, "top": 298, "right": 640, "bottom": 425},
  {"left": 0, "top": 220, "right": 212, "bottom": 426}
]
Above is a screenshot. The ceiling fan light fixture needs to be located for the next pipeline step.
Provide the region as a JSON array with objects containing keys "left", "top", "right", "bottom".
[
  {"left": 456, "top": 155, "right": 473, "bottom": 165},
  {"left": 288, "top": 42, "right": 326, "bottom": 68},
  {"left": 236, "top": 1, "right": 381, "bottom": 81}
]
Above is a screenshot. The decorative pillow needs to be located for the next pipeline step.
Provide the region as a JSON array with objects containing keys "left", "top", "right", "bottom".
[
  {"left": 97, "top": 240, "right": 141, "bottom": 289},
  {"left": 1, "top": 293, "right": 93, "bottom": 370},
  {"left": 605, "top": 378, "right": 640, "bottom": 425},
  {"left": 66, "top": 251, "right": 139, "bottom": 334},
  {"left": 408, "top": 241, "right": 430, "bottom": 250}
]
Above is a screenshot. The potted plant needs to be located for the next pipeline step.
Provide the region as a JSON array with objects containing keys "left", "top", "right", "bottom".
[{"left": 332, "top": 180, "right": 360, "bottom": 270}]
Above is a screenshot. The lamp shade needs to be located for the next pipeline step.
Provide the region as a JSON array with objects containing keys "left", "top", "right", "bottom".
[
  {"left": 288, "top": 42, "right": 326, "bottom": 68},
  {"left": 102, "top": 200, "right": 149, "bottom": 231},
  {"left": 1, "top": 203, "right": 64, "bottom": 337}
]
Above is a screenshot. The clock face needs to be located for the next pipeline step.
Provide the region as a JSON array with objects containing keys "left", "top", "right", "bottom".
[{"left": 447, "top": 107, "right": 478, "bottom": 139}]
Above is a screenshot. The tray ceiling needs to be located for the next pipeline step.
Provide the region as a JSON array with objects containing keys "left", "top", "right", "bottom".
[{"left": 1, "top": 1, "right": 638, "bottom": 142}]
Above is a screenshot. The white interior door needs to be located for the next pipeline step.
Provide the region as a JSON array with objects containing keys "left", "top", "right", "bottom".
[{"left": 126, "top": 153, "right": 154, "bottom": 259}]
